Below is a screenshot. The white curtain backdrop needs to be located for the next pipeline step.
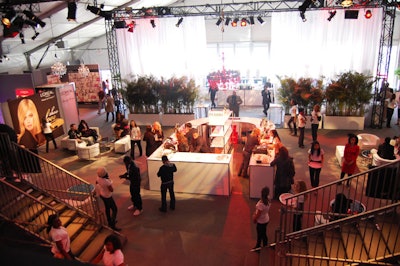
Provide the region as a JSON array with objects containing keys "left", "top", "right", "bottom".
[
  {"left": 271, "top": 8, "right": 383, "bottom": 79},
  {"left": 116, "top": 16, "right": 207, "bottom": 80}
]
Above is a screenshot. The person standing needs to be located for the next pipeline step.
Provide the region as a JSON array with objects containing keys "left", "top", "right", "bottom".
[
  {"left": 209, "top": 82, "right": 218, "bottom": 108},
  {"left": 157, "top": 155, "right": 177, "bottom": 212},
  {"left": 308, "top": 141, "right": 324, "bottom": 190},
  {"left": 270, "top": 146, "right": 295, "bottom": 199},
  {"left": 91, "top": 234, "right": 125, "bottom": 266},
  {"left": 190, "top": 132, "right": 211, "bottom": 153},
  {"left": 96, "top": 167, "right": 120, "bottom": 231},
  {"left": 47, "top": 214, "right": 74, "bottom": 260},
  {"left": 226, "top": 91, "right": 243, "bottom": 117},
  {"left": 310, "top": 104, "right": 322, "bottom": 141},
  {"left": 261, "top": 85, "right": 272, "bottom": 117},
  {"left": 297, "top": 107, "right": 306, "bottom": 148},
  {"left": 386, "top": 93, "right": 396, "bottom": 128},
  {"left": 239, "top": 128, "right": 260, "bottom": 178},
  {"left": 292, "top": 180, "right": 307, "bottom": 232},
  {"left": 42, "top": 117, "right": 57, "bottom": 153},
  {"left": 152, "top": 121, "right": 164, "bottom": 149},
  {"left": 129, "top": 120, "right": 142, "bottom": 159},
  {"left": 143, "top": 125, "right": 157, "bottom": 157},
  {"left": 288, "top": 100, "right": 298, "bottom": 136},
  {"left": 98, "top": 90, "right": 105, "bottom": 115},
  {"left": 105, "top": 94, "right": 115, "bottom": 122},
  {"left": 250, "top": 186, "right": 270, "bottom": 252},
  {"left": 120, "top": 156, "right": 143, "bottom": 216},
  {"left": 340, "top": 133, "right": 360, "bottom": 186}
]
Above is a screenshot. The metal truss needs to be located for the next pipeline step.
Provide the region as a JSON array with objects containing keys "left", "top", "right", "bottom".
[
  {"left": 370, "top": 3, "right": 396, "bottom": 128},
  {"left": 105, "top": 19, "right": 122, "bottom": 93}
]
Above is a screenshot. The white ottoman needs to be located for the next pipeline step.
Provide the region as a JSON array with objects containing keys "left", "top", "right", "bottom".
[
  {"left": 335, "top": 145, "right": 345, "bottom": 166},
  {"left": 77, "top": 143, "right": 100, "bottom": 160},
  {"left": 114, "top": 135, "right": 131, "bottom": 154}
]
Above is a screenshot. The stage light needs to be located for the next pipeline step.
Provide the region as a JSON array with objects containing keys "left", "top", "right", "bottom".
[
  {"left": 257, "top": 16, "right": 265, "bottom": 25},
  {"left": 176, "top": 17, "right": 183, "bottom": 27},
  {"left": 231, "top": 18, "right": 239, "bottom": 27},
  {"left": 225, "top": 17, "right": 231, "bottom": 26},
  {"left": 300, "top": 12, "right": 307, "bottom": 22},
  {"left": 240, "top": 18, "right": 248, "bottom": 27},
  {"left": 67, "top": 2, "right": 77, "bottom": 21},
  {"left": 31, "top": 31, "right": 39, "bottom": 40},
  {"left": 249, "top": 16, "right": 255, "bottom": 25},
  {"left": 114, "top": 21, "right": 127, "bottom": 29},
  {"left": 216, "top": 17, "right": 223, "bottom": 26},
  {"left": 19, "top": 32, "right": 25, "bottom": 44},
  {"left": 365, "top": 10, "right": 372, "bottom": 19},
  {"left": 23, "top": 10, "right": 46, "bottom": 28},
  {"left": 327, "top": 10, "right": 337, "bottom": 21},
  {"left": 150, "top": 19, "right": 156, "bottom": 28},
  {"left": 2, "top": 9, "right": 16, "bottom": 26},
  {"left": 340, "top": 0, "right": 353, "bottom": 8}
]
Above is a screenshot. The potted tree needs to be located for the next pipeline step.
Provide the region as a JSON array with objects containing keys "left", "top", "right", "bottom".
[{"left": 324, "top": 71, "right": 374, "bottom": 130}]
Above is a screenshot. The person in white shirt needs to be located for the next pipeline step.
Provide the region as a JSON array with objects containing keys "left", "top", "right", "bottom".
[
  {"left": 250, "top": 186, "right": 271, "bottom": 252},
  {"left": 129, "top": 120, "right": 142, "bottom": 159},
  {"left": 47, "top": 214, "right": 74, "bottom": 260},
  {"left": 310, "top": 104, "right": 322, "bottom": 141},
  {"left": 42, "top": 117, "right": 57, "bottom": 153},
  {"left": 92, "top": 234, "right": 125, "bottom": 266},
  {"left": 297, "top": 107, "right": 307, "bottom": 148},
  {"left": 386, "top": 93, "right": 397, "bottom": 128},
  {"left": 288, "top": 100, "right": 298, "bottom": 136}
]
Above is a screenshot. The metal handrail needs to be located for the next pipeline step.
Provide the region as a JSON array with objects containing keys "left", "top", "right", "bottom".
[{"left": 275, "top": 159, "right": 400, "bottom": 264}]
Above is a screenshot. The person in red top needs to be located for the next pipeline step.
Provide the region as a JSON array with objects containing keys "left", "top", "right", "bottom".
[{"left": 340, "top": 133, "right": 360, "bottom": 186}]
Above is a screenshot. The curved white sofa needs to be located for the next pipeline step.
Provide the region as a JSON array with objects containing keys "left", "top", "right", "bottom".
[
  {"left": 370, "top": 148, "right": 399, "bottom": 166},
  {"left": 357, "top": 133, "right": 380, "bottom": 151}
]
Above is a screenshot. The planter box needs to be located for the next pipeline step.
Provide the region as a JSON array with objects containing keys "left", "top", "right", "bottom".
[
  {"left": 128, "top": 113, "right": 195, "bottom": 126},
  {"left": 323, "top": 115, "right": 365, "bottom": 130}
]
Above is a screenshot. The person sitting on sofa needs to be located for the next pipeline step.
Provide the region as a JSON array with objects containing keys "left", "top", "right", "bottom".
[
  {"left": 68, "top": 124, "right": 82, "bottom": 141},
  {"left": 377, "top": 137, "right": 395, "bottom": 160},
  {"left": 78, "top": 120, "right": 98, "bottom": 142}
]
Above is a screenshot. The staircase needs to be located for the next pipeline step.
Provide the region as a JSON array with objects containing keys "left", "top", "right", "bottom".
[
  {"left": 0, "top": 134, "right": 126, "bottom": 262},
  {"left": 257, "top": 160, "right": 400, "bottom": 265}
]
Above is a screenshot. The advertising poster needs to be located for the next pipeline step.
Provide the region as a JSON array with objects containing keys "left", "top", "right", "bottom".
[{"left": 8, "top": 89, "right": 64, "bottom": 149}]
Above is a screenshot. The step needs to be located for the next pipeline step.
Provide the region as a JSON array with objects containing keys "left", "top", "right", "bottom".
[
  {"left": 14, "top": 202, "right": 45, "bottom": 223},
  {"left": 340, "top": 223, "right": 369, "bottom": 261},
  {"left": 324, "top": 230, "right": 347, "bottom": 265},
  {"left": 289, "top": 238, "right": 309, "bottom": 265},
  {"left": 66, "top": 216, "right": 89, "bottom": 239},
  {"left": 59, "top": 209, "right": 77, "bottom": 226},
  {"left": 379, "top": 219, "right": 400, "bottom": 255},
  {"left": 26, "top": 209, "right": 54, "bottom": 234},
  {"left": 70, "top": 223, "right": 99, "bottom": 256},
  {"left": 78, "top": 227, "right": 115, "bottom": 262},
  {"left": 307, "top": 235, "right": 329, "bottom": 266},
  {"left": 357, "top": 220, "right": 390, "bottom": 259}
]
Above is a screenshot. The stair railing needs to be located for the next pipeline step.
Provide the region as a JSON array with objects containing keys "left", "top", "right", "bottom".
[
  {"left": 0, "top": 133, "right": 104, "bottom": 224},
  {"left": 274, "top": 159, "right": 400, "bottom": 264}
]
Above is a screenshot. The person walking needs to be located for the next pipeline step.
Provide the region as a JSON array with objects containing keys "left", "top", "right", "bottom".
[
  {"left": 157, "top": 155, "right": 177, "bottom": 212},
  {"left": 386, "top": 93, "right": 396, "bottom": 128},
  {"left": 340, "top": 133, "right": 360, "bottom": 186},
  {"left": 226, "top": 91, "right": 243, "bottom": 117},
  {"left": 250, "top": 186, "right": 270, "bottom": 252},
  {"left": 105, "top": 94, "right": 115, "bottom": 122},
  {"left": 120, "top": 156, "right": 143, "bottom": 216},
  {"left": 297, "top": 107, "right": 306, "bottom": 148},
  {"left": 96, "top": 167, "right": 121, "bottom": 231},
  {"left": 42, "top": 117, "right": 57, "bottom": 153},
  {"left": 98, "top": 90, "right": 105, "bottom": 115},
  {"left": 270, "top": 146, "right": 295, "bottom": 199},
  {"left": 47, "top": 214, "right": 74, "bottom": 260},
  {"left": 261, "top": 85, "right": 272, "bottom": 117},
  {"left": 310, "top": 104, "right": 322, "bottom": 141},
  {"left": 308, "top": 141, "right": 324, "bottom": 190},
  {"left": 129, "top": 120, "right": 142, "bottom": 159},
  {"left": 288, "top": 100, "right": 298, "bottom": 136}
]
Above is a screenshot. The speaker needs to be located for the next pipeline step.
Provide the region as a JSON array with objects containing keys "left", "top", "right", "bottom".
[{"left": 345, "top": 10, "right": 359, "bottom": 19}]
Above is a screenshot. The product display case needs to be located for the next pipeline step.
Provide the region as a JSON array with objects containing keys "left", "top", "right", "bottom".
[{"left": 209, "top": 110, "right": 233, "bottom": 153}]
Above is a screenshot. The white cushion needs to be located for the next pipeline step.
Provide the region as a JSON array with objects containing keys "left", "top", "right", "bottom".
[
  {"left": 77, "top": 143, "right": 100, "bottom": 160},
  {"left": 335, "top": 145, "right": 345, "bottom": 166},
  {"left": 114, "top": 135, "right": 131, "bottom": 153}
]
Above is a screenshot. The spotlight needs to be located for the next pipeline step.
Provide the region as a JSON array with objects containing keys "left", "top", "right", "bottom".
[
  {"left": 31, "top": 31, "right": 39, "bottom": 40},
  {"left": 2, "top": 9, "right": 16, "bottom": 26},
  {"left": 340, "top": 0, "right": 353, "bottom": 7},
  {"left": 231, "top": 18, "right": 239, "bottom": 27},
  {"left": 67, "top": 2, "right": 77, "bottom": 21},
  {"left": 225, "top": 17, "right": 231, "bottom": 26},
  {"left": 327, "top": 10, "right": 336, "bottom": 21},
  {"left": 249, "top": 16, "right": 255, "bottom": 25},
  {"left": 23, "top": 10, "right": 46, "bottom": 28},
  {"left": 176, "top": 17, "right": 183, "bottom": 27},
  {"left": 300, "top": 12, "right": 307, "bottom": 22},
  {"left": 240, "top": 18, "right": 248, "bottom": 27},
  {"left": 216, "top": 17, "right": 223, "bottom": 26},
  {"left": 257, "top": 16, "right": 265, "bottom": 25},
  {"left": 365, "top": 10, "right": 372, "bottom": 19},
  {"left": 127, "top": 22, "right": 135, "bottom": 33},
  {"left": 150, "top": 19, "right": 156, "bottom": 28},
  {"left": 19, "top": 32, "right": 25, "bottom": 44}
]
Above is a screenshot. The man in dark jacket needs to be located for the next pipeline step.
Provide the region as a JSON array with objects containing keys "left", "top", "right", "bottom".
[
  {"left": 120, "top": 156, "right": 143, "bottom": 216},
  {"left": 157, "top": 155, "right": 177, "bottom": 212}
]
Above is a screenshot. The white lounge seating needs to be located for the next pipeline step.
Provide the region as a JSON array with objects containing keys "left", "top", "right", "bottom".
[
  {"left": 370, "top": 148, "right": 399, "bottom": 167},
  {"left": 335, "top": 145, "right": 345, "bottom": 166},
  {"left": 114, "top": 135, "right": 131, "bottom": 154},
  {"left": 357, "top": 133, "right": 380, "bottom": 151},
  {"left": 77, "top": 143, "right": 100, "bottom": 160},
  {"left": 61, "top": 127, "right": 101, "bottom": 151}
]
